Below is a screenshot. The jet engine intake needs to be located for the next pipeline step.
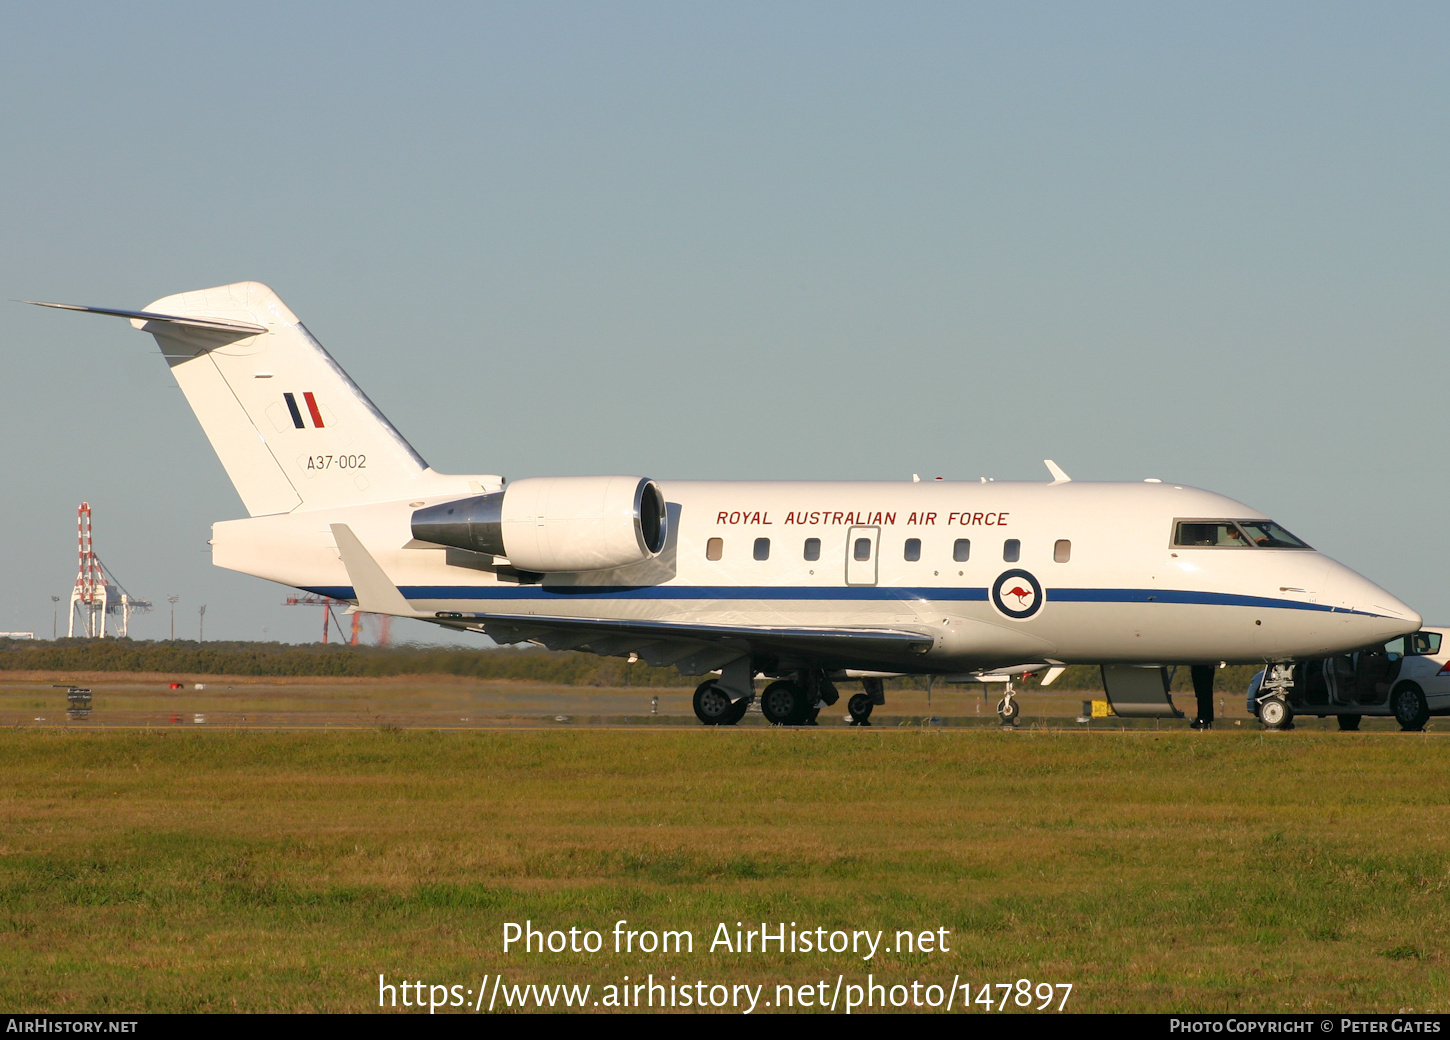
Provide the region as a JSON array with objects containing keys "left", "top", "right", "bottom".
[{"left": 411, "top": 476, "right": 667, "bottom": 573}]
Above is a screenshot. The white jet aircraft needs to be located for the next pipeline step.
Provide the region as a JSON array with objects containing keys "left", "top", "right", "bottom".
[{"left": 32, "top": 282, "right": 1421, "bottom": 726}]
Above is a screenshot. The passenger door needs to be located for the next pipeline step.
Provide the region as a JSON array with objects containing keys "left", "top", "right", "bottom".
[
  {"left": 1352, "top": 644, "right": 1401, "bottom": 705},
  {"left": 845, "top": 526, "right": 880, "bottom": 586}
]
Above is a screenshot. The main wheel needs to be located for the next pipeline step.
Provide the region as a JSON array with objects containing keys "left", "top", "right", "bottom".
[
  {"left": 1337, "top": 714, "right": 1362, "bottom": 732},
  {"left": 760, "top": 680, "right": 810, "bottom": 726},
  {"left": 847, "top": 692, "right": 874, "bottom": 724},
  {"left": 1392, "top": 682, "right": 1430, "bottom": 732},
  {"left": 1259, "top": 696, "right": 1291, "bottom": 730},
  {"left": 693, "top": 680, "right": 735, "bottom": 726},
  {"left": 997, "top": 697, "right": 1020, "bottom": 725}
]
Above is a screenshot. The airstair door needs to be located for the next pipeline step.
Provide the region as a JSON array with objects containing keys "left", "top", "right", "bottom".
[
  {"left": 845, "top": 526, "right": 880, "bottom": 586},
  {"left": 1100, "top": 665, "right": 1184, "bottom": 718}
]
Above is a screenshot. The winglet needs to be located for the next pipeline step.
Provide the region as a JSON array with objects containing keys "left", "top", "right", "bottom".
[
  {"left": 330, "top": 524, "right": 416, "bottom": 616},
  {"left": 1044, "top": 459, "right": 1071, "bottom": 484}
]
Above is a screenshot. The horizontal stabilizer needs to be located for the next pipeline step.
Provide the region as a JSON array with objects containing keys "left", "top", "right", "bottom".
[
  {"left": 25, "top": 301, "right": 267, "bottom": 334},
  {"left": 32, "top": 282, "right": 435, "bottom": 516}
]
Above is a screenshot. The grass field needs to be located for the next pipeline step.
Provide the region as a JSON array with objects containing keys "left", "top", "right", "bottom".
[{"left": 3, "top": 726, "right": 1448, "bottom": 1013}]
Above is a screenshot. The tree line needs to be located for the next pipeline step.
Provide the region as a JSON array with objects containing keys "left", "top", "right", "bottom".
[{"left": 0, "top": 637, "right": 1261, "bottom": 693}]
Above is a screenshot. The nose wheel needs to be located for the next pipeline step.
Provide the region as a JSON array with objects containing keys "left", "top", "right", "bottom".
[
  {"left": 1257, "top": 663, "right": 1296, "bottom": 731},
  {"left": 1258, "top": 696, "right": 1292, "bottom": 730},
  {"left": 996, "top": 690, "right": 1020, "bottom": 727},
  {"left": 847, "top": 693, "right": 874, "bottom": 725}
]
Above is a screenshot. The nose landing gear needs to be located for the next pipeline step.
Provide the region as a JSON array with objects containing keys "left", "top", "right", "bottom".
[
  {"left": 1257, "top": 663, "right": 1296, "bottom": 731},
  {"left": 1258, "top": 695, "right": 1293, "bottom": 730},
  {"left": 996, "top": 685, "right": 1020, "bottom": 726}
]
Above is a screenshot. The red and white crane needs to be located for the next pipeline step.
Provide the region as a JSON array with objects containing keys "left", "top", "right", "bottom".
[{"left": 68, "top": 502, "right": 151, "bottom": 638}]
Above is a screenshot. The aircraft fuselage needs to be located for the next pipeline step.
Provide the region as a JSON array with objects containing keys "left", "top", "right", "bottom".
[{"left": 213, "top": 476, "right": 1417, "bottom": 673}]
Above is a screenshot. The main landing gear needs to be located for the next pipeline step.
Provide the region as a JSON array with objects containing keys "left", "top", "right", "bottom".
[
  {"left": 692, "top": 669, "right": 894, "bottom": 727},
  {"left": 692, "top": 678, "right": 748, "bottom": 726},
  {"left": 760, "top": 671, "right": 840, "bottom": 726},
  {"left": 760, "top": 680, "right": 813, "bottom": 725},
  {"left": 693, "top": 670, "right": 844, "bottom": 726}
]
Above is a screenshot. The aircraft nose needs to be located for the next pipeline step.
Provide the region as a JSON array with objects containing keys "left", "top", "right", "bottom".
[{"left": 1325, "top": 563, "right": 1421, "bottom": 642}]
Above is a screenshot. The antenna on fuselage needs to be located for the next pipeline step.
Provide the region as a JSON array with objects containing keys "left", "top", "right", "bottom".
[{"left": 1044, "top": 460, "right": 1071, "bottom": 485}]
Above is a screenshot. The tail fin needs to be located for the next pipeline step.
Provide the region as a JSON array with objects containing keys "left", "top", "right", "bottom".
[{"left": 39, "top": 282, "right": 430, "bottom": 516}]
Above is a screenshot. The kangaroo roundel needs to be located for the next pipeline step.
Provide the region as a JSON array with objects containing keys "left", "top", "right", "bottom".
[{"left": 992, "top": 569, "right": 1043, "bottom": 620}]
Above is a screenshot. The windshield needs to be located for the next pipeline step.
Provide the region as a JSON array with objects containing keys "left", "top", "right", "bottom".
[
  {"left": 1237, "top": 520, "right": 1312, "bottom": 549},
  {"left": 1174, "top": 521, "right": 1252, "bottom": 547},
  {"left": 1173, "top": 519, "right": 1312, "bottom": 549}
]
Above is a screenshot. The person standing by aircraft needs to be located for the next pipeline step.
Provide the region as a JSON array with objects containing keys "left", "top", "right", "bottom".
[{"left": 1190, "top": 664, "right": 1215, "bottom": 730}]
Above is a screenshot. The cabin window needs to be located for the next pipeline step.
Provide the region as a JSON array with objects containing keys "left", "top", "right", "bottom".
[
  {"left": 753, "top": 537, "right": 770, "bottom": 561},
  {"left": 1003, "top": 539, "right": 1020, "bottom": 563},
  {"left": 904, "top": 538, "right": 921, "bottom": 562},
  {"left": 706, "top": 537, "right": 723, "bottom": 561},
  {"left": 953, "top": 538, "right": 970, "bottom": 562},
  {"left": 1054, "top": 539, "right": 1071, "bottom": 563},
  {"left": 803, "top": 537, "right": 821, "bottom": 561},
  {"left": 854, "top": 538, "right": 872, "bottom": 562}
]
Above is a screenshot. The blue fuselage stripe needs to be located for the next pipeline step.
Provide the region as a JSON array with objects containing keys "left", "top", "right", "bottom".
[{"left": 302, "top": 584, "right": 1375, "bottom": 616}]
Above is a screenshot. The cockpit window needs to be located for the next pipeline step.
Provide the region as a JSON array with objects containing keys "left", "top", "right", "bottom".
[
  {"left": 1173, "top": 519, "right": 1312, "bottom": 549},
  {"left": 1174, "top": 521, "right": 1252, "bottom": 547},
  {"left": 1237, "top": 520, "right": 1312, "bottom": 549}
]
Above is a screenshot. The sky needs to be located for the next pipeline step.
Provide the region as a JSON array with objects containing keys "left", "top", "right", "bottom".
[{"left": 1, "top": 2, "right": 1447, "bottom": 644}]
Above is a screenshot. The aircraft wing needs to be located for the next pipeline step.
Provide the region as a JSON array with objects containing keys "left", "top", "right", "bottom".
[
  {"left": 460, "top": 611, "right": 936, "bottom": 674},
  {"left": 329, "top": 522, "right": 935, "bottom": 673}
]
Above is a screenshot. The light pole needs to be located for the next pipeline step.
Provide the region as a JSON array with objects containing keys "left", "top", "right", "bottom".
[
  {"left": 168, "top": 595, "right": 179, "bottom": 641},
  {"left": 198, "top": 604, "right": 206, "bottom": 643},
  {"left": 50, "top": 596, "right": 59, "bottom": 641}
]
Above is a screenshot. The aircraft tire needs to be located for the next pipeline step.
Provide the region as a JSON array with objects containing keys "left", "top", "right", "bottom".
[
  {"left": 996, "top": 697, "right": 1020, "bottom": 725},
  {"left": 1392, "top": 682, "right": 1430, "bottom": 732},
  {"left": 1259, "top": 696, "right": 1291, "bottom": 730},
  {"left": 1337, "top": 714, "right": 1362, "bottom": 732},
  {"left": 761, "top": 680, "right": 810, "bottom": 726},
  {"left": 847, "top": 692, "right": 874, "bottom": 724},
  {"left": 693, "top": 680, "right": 735, "bottom": 726},
  {"left": 723, "top": 696, "right": 750, "bottom": 725}
]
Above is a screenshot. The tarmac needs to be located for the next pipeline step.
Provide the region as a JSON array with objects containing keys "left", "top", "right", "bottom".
[{"left": 0, "top": 674, "right": 1424, "bottom": 732}]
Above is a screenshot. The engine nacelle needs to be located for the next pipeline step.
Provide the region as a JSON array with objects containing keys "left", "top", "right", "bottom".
[{"left": 410, "top": 476, "right": 668, "bottom": 573}]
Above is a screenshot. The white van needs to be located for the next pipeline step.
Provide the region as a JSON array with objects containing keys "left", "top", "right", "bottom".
[{"left": 1248, "top": 627, "right": 1450, "bottom": 731}]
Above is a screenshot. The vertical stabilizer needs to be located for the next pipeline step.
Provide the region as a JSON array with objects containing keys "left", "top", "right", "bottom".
[{"left": 132, "top": 282, "right": 429, "bottom": 516}]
